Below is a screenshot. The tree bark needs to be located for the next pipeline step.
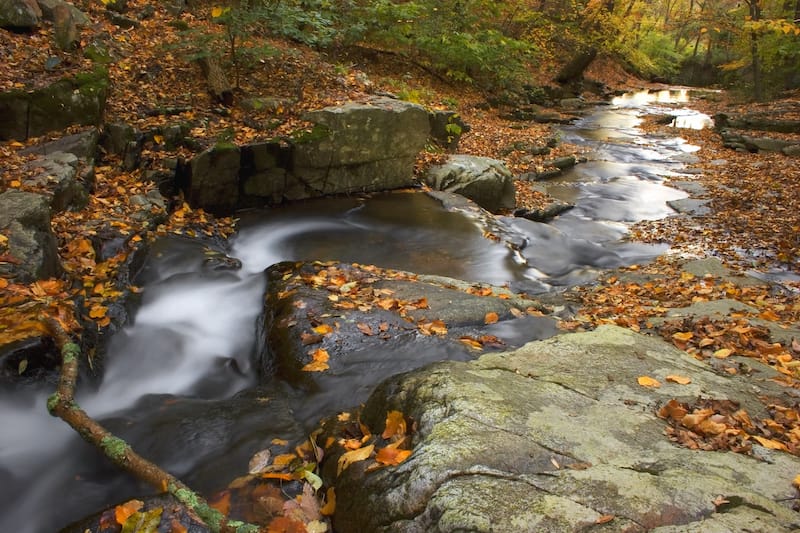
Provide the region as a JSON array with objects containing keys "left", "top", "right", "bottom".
[
  {"left": 196, "top": 56, "right": 234, "bottom": 106},
  {"left": 746, "top": 0, "right": 763, "bottom": 101},
  {"left": 44, "top": 319, "right": 257, "bottom": 533}
]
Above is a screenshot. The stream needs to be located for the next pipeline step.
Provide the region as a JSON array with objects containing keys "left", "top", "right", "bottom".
[{"left": 0, "top": 89, "right": 711, "bottom": 533}]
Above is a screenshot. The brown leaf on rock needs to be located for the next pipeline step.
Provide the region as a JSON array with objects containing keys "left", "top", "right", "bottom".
[{"left": 484, "top": 312, "right": 499, "bottom": 324}]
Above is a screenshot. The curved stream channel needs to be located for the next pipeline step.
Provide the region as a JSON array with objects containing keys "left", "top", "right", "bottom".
[{"left": 0, "top": 90, "right": 711, "bottom": 532}]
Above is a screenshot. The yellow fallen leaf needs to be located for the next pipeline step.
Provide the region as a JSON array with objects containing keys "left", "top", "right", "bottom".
[
  {"left": 637, "top": 376, "right": 661, "bottom": 388},
  {"left": 302, "top": 348, "right": 330, "bottom": 372},
  {"left": 89, "top": 305, "right": 108, "bottom": 318},
  {"left": 672, "top": 331, "right": 694, "bottom": 342},
  {"left": 793, "top": 474, "right": 800, "bottom": 488},
  {"left": 337, "top": 444, "right": 374, "bottom": 476},
  {"left": 665, "top": 375, "right": 692, "bottom": 385},
  {"left": 713, "top": 348, "right": 733, "bottom": 359},
  {"left": 320, "top": 487, "right": 336, "bottom": 516},
  {"left": 752, "top": 436, "right": 788, "bottom": 451},
  {"left": 115, "top": 499, "right": 143, "bottom": 525},
  {"left": 313, "top": 324, "right": 333, "bottom": 335}
]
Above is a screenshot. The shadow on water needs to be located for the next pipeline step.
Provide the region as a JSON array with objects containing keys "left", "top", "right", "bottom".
[{"left": 0, "top": 89, "right": 706, "bottom": 533}]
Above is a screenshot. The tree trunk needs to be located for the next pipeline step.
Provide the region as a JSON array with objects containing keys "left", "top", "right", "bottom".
[
  {"left": 747, "top": 0, "right": 763, "bottom": 101},
  {"left": 196, "top": 56, "right": 234, "bottom": 106}
]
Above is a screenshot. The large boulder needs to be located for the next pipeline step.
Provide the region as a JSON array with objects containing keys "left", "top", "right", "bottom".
[
  {"left": 187, "top": 143, "right": 240, "bottom": 215},
  {"left": 260, "top": 260, "right": 555, "bottom": 403},
  {"left": 425, "top": 155, "right": 516, "bottom": 213},
  {"left": 326, "top": 325, "right": 800, "bottom": 532},
  {"left": 0, "top": 69, "right": 108, "bottom": 141},
  {"left": 0, "top": 190, "right": 62, "bottom": 282},
  {"left": 0, "top": 0, "right": 41, "bottom": 28},
  {"left": 291, "top": 97, "right": 430, "bottom": 195},
  {"left": 23, "top": 151, "right": 94, "bottom": 212},
  {"left": 35, "top": 0, "right": 88, "bottom": 25}
]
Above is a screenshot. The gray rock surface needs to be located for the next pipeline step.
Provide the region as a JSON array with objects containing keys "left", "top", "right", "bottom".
[
  {"left": 292, "top": 97, "right": 429, "bottom": 195},
  {"left": 327, "top": 326, "right": 800, "bottom": 532},
  {"left": 425, "top": 155, "right": 516, "bottom": 213},
  {"left": 667, "top": 197, "right": 711, "bottom": 216},
  {"left": 23, "top": 151, "right": 94, "bottom": 211},
  {"left": 0, "top": 190, "right": 62, "bottom": 282},
  {"left": 0, "top": 0, "right": 41, "bottom": 28},
  {"left": 187, "top": 143, "right": 240, "bottom": 215}
]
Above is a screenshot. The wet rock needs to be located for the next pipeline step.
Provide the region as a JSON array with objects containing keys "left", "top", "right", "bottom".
[
  {"left": 0, "top": 335, "right": 59, "bottom": 385},
  {"left": 0, "top": 190, "right": 62, "bottom": 282},
  {"left": 260, "top": 261, "right": 554, "bottom": 400},
  {"left": 543, "top": 155, "right": 578, "bottom": 170},
  {"left": 0, "top": 0, "right": 41, "bottom": 29},
  {"left": 513, "top": 200, "right": 574, "bottom": 222},
  {"left": 667, "top": 197, "right": 711, "bottom": 216},
  {"left": 186, "top": 143, "right": 241, "bottom": 215},
  {"left": 60, "top": 494, "right": 210, "bottom": 533},
  {"left": 239, "top": 141, "right": 290, "bottom": 205},
  {"left": 326, "top": 326, "right": 800, "bottom": 533},
  {"left": 424, "top": 155, "right": 516, "bottom": 213}
]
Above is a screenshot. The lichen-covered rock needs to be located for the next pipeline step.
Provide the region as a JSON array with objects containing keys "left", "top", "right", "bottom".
[
  {"left": 425, "top": 155, "right": 516, "bottom": 213},
  {"left": 23, "top": 151, "right": 94, "bottom": 211},
  {"left": 0, "top": 190, "right": 62, "bottom": 282},
  {"left": 326, "top": 326, "right": 800, "bottom": 532},
  {"left": 292, "top": 97, "right": 429, "bottom": 194}
]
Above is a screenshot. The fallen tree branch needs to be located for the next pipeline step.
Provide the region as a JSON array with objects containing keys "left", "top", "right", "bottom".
[{"left": 44, "top": 318, "right": 258, "bottom": 533}]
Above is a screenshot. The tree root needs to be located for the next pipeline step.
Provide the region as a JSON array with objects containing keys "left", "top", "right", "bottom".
[{"left": 44, "top": 318, "right": 259, "bottom": 533}]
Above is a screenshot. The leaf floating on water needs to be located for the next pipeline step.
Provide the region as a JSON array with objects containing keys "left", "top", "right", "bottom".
[
  {"left": 312, "top": 324, "right": 333, "bottom": 335},
  {"left": 248, "top": 448, "right": 272, "bottom": 474},
  {"left": 637, "top": 376, "right": 661, "bottom": 388}
]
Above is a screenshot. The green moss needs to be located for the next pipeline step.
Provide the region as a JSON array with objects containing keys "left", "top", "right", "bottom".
[
  {"left": 71, "top": 67, "right": 109, "bottom": 92},
  {"left": 63, "top": 342, "right": 80, "bottom": 363},
  {"left": 46, "top": 393, "right": 60, "bottom": 414},
  {"left": 100, "top": 435, "right": 129, "bottom": 460},
  {"left": 290, "top": 124, "right": 332, "bottom": 144}
]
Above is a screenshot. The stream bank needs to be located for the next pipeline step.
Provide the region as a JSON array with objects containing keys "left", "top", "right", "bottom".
[{"left": 2, "top": 90, "right": 800, "bottom": 532}]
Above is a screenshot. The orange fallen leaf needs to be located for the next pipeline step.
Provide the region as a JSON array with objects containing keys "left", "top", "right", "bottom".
[
  {"left": 672, "top": 331, "right": 694, "bottom": 342},
  {"left": 758, "top": 309, "right": 780, "bottom": 321},
  {"left": 484, "top": 312, "right": 499, "bottom": 325},
  {"left": 115, "top": 499, "right": 143, "bottom": 525},
  {"left": 637, "top": 376, "right": 661, "bottom": 388},
  {"left": 459, "top": 336, "right": 483, "bottom": 350},
  {"left": 302, "top": 348, "right": 330, "bottom": 372},
  {"left": 382, "top": 410, "right": 407, "bottom": 439},
  {"left": 595, "top": 515, "right": 614, "bottom": 524},
  {"left": 337, "top": 444, "right": 374, "bottom": 476},
  {"left": 665, "top": 375, "right": 691, "bottom": 385},
  {"left": 375, "top": 445, "right": 412, "bottom": 466},
  {"left": 793, "top": 474, "right": 800, "bottom": 488}
]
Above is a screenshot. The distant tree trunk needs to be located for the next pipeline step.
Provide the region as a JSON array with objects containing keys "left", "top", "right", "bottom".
[
  {"left": 746, "top": 0, "right": 763, "bottom": 101},
  {"left": 196, "top": 56, "right": 234, "bottom": 106},
  {"left": 795, "top": 0, "right": 800, "bottom": 22}
]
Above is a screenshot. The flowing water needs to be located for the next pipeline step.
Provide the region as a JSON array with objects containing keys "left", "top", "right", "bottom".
[{"left": 0, "top": 90, "right": 711, "bottom": 533}]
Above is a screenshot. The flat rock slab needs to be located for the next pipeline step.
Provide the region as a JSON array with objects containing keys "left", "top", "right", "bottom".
[
  {"left": 329, "top": 326, "right": 800, "bottom": 532},
  {"left": 667, "top": 198, "right": 711, "bottom": 216}
]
